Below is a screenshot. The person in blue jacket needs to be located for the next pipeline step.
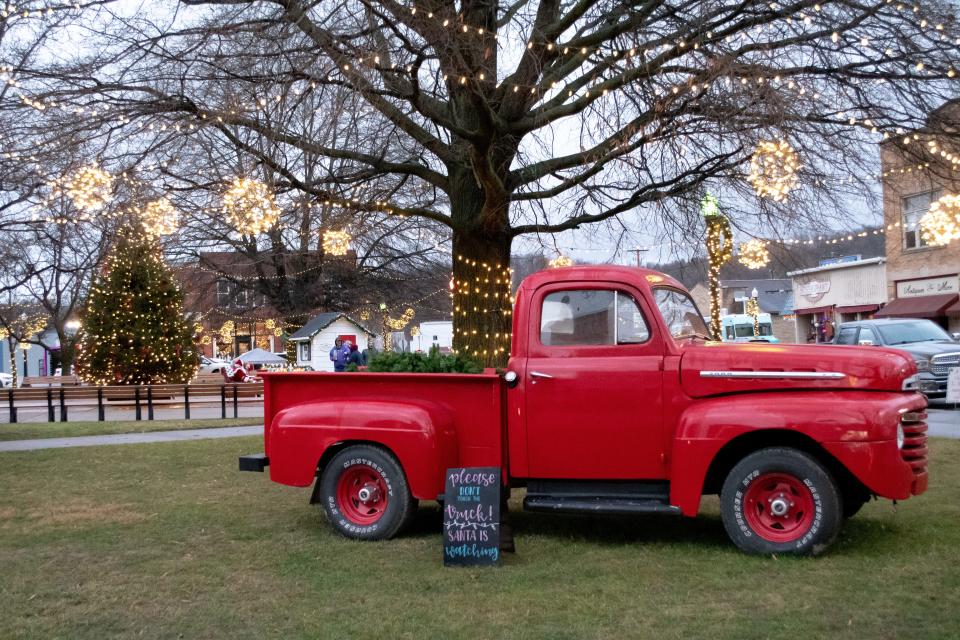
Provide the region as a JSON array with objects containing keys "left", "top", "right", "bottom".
[{"left": 329, "top": 338, "right": 351, "bottom": 372}]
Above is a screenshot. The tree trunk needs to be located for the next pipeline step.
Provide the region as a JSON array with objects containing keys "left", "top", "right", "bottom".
[
  {"left": 7, "top": 337, "right": 17, "bottom": 388},
  {"left": 449, "top": 164, "right": 514, "bottom": 367},
  {"left": 58, "top": 331, "right": 76, "bottom": 375}
]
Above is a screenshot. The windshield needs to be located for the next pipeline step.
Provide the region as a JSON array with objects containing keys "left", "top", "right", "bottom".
[
  {"left": 653, "top": 288, "right": 710, "bottom": 339},
  {"left": 732, "top": 323, "right": 773, "bottom": 337},
  {"left": 876, "top": 321, "right": 953, "bottom": 345}
]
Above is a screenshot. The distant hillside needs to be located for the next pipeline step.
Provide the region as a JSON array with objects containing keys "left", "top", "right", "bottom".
[
  {"left": 510, "top": 228, "right": 885, "bottom": 290},
  {"left": 655, "top": 229, "right": 886, "bottom": 288}
]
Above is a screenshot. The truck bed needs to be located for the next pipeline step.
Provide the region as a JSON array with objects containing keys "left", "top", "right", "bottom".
[{"left": 261, "top": 371, "right": 505, "bottom": 499}]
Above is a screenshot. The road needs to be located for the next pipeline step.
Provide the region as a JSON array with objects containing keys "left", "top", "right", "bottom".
[{"left": 0, "top": 425, "right": 262, "bottom": 452}]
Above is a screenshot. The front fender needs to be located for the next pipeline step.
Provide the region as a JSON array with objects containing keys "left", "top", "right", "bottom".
[
  {"left": 669, "top": 391, "right": 921, "bottom": 516},
  {"left": 266, "top": 399, "right": 457, "bottom": 500}
]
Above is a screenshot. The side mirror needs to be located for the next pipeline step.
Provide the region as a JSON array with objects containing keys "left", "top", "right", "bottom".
[
  {"left": 858, "top": 340, "right": 874, "bottom": 346},
  {"left": 953, "top": 333, "right": 960, "bottom": 341}
]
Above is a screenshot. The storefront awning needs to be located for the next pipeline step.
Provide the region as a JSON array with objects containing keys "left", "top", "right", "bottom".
[
  {"left": 835, "top": 304, "right": 881, "bottom": 314},
  {"left": 794, "top": 305, "right": 834, "bottom": 315},
  {"left": 946, "top": 298, "right": 960, "bottom": 315},
  {"left": 874, "top": 294, "right": 958, "bottom": 319}
]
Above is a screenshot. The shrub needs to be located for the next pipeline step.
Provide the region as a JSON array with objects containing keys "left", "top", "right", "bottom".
[{"left": 348, "top": 345, "right": 483, "bottom": 373}]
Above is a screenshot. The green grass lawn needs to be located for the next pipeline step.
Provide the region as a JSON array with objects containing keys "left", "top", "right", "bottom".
[
  {"left": 1, "top": 437, "right": 958, "bottom": 639},
  {"left": 0, "top": 418, "right": 261, "bottom": 441}
]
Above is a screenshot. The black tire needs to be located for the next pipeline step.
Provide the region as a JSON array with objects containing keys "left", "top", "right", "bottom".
[
  {"left": 842, "top": 491, "right": 870, "bottom": 519},
  {"left": 318, "top": 445, "right": 415, "bottom": 541},
  {"left": 720, "top": 447, "right": 842, "bottom": 556}
]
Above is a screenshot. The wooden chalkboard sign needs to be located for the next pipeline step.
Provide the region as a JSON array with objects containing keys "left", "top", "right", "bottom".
[{"left": 443, "top": 467, "right": 501, "bottom": 566}]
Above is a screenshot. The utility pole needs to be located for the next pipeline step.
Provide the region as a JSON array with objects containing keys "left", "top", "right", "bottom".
[{"left": 627, "top": 247, "right": 649, "bottom": 267}]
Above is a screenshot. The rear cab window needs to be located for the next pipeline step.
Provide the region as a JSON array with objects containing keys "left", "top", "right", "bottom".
[{"left": 539, "top": 289, "right": 650, "bottom": 347}]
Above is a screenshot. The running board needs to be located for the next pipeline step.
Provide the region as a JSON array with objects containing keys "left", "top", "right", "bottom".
[{"left": 523, "top": 495, "right": 681, "bottom": 516}]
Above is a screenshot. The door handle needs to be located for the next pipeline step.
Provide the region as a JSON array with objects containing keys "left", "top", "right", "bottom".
[{"left": 530, "top": 371, "right": 553, "bottom": 379}]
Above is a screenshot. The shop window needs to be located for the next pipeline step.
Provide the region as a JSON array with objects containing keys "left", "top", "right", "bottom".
[
  {"left": 902, "top": 190, "right": 942, "bottom": 250},
  {"left": 298, "top": 342, "right": 311, "bottom": 362}
]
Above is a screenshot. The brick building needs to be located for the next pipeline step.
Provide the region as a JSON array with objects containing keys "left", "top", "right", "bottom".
[
  {"left": 875, "top": 100, "right": 960, "bottom": 332},
  {"left": 718, "top": 278, "right": 796, "bottom": 343}
]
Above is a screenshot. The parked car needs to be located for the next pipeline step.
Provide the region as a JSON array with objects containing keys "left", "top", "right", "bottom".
[
  {"left": 0, "top": 372, "right": 12, "bottom": 387},
  {"left": 199, "top": 355, "right": 231, "bottom": 374},
  {"left": 832, "top": 318, "right": 959, "bottom": 396},
  {"left": 241, "top": 266, "right": 928, "bottom": 556}
]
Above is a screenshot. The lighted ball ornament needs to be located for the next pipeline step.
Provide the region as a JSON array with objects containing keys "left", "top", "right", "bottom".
[
  {"left": 63, "top": 164, "right": 114, "bottom": 212},
  {"left": 222, "top": 177, "right": 280, "bottom": 234},
  {"left": 322, "top": 229, "right": 351, "bottom": 256},
  {"left": 140, "top": 198, "right": 179, "bottom": 237},
  {"left": 747, "top": 140, "right": 799, "bottom": 202},
  {"left": 738, "top": 239, "right": 771, "bottom": 269},
  {"left": 549, "top": 255, "right": 573, "bottom": 268},
  {"left": 919, "top": 194, "right": 960, "bottom": 246}
]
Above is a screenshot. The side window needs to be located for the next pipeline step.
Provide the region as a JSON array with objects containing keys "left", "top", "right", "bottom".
[
  {"left": 616, "top": 294, "right": 650, "bottom": 344},
  {"left": 858, "top": 327, "right": 877, "bottom": 345},
  {"left": 539, "top": 290, "right": 649, "bottom": 346},
  {"left": 836, "top": 327, "right": 858, "bottom": 345}
]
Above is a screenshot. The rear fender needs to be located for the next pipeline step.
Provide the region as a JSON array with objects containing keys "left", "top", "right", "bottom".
[
  {"left": 669, "top": 391, "right": 910, "bottom": 516},
  {"left": 267, "top": 399, "right": 457, "bottom": 500}
]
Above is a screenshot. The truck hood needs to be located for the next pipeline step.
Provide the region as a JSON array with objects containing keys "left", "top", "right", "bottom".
[
  {"left": 679, "top": 341, "right": 917, "bottom": 398},
  {"left": 886, "top": 340, "right": 960, "bottom": 358}
]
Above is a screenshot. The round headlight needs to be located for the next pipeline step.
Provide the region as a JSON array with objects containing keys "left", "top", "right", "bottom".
[{"left": 897, "top": 423, "right": 905, "bottom": 450}]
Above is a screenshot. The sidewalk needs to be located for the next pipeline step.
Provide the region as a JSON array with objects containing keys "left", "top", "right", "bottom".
[{"left": 0, "top": 425, "right": 262, "bottom": 452}]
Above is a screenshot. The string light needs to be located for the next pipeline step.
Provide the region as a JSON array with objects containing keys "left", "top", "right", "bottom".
[
  {"left": 322, "top": 229, "right": 352, "bottom": 256},
  {"left": 139, "top": 197, "right": 179, "bottom": 237},
  {"left": 747, "top": 140, "right": 800, "bottom": 202},
  {"left": 61, "top": 164, "right": 114, "bottom": 212},
  {"left": 919, "top": 194, "right": 960, "bottom": 246},
  {"left": 738, "top": 239, "right": 771, "bottom": 269},
  {"left": 222, "top": 177, "right": 280, "bottom": 235}
]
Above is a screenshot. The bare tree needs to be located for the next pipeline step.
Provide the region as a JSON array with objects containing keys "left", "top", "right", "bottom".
[{"left": 8, "top": 0, "right": 960, "bottom": 363}]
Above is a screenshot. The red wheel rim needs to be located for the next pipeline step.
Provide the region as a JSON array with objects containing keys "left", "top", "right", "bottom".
[
  {"left": 336, "top": 466, "right": 388, "bottom": 526},
  {"left": 742, "top": 473, "right": 815, "bottom": 543}
]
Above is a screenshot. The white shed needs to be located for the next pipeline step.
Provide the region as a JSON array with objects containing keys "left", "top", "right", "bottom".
[
  {"left": 288, "top": 313, "right": 376, "bottom": 371},
  {"left": 412, "top": 320, "right": 453, "bottom": 352}
]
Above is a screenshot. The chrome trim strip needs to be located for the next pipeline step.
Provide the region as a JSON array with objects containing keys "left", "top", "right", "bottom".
[{"left": 699, "top": 370, "right": 847, "bottom": 380}]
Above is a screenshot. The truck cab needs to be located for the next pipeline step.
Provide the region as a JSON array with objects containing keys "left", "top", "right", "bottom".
[{"left": 242, "top": 266, "right": 928, "bottom": 556}]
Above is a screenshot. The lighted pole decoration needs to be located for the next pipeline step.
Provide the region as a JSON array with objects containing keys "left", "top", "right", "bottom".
[
  {"left": 702, "top": 194, "right": 733, "bottom": 341},
  {"left": 919, "top": 194, "right": 960, "bottom": 246},
  {"left": 746, "top": 288, "right": 761, "bottom": 338}
]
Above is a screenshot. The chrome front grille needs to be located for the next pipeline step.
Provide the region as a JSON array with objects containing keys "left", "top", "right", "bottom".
[
  {"left": 931, "top": 352, "right": 960, "bottom": 376},
  {"left": 900, "top": 410, "right": 928, "bottom": 475}
]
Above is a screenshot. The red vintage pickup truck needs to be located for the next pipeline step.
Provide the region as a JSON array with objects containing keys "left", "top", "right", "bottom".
[{"left": 241, "top": 266, "right": 928, "bottom": 555}]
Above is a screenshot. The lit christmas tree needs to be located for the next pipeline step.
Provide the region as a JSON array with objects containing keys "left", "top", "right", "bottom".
[{"left": 76, "top": 230, "right": 199, "bottom": 385}]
